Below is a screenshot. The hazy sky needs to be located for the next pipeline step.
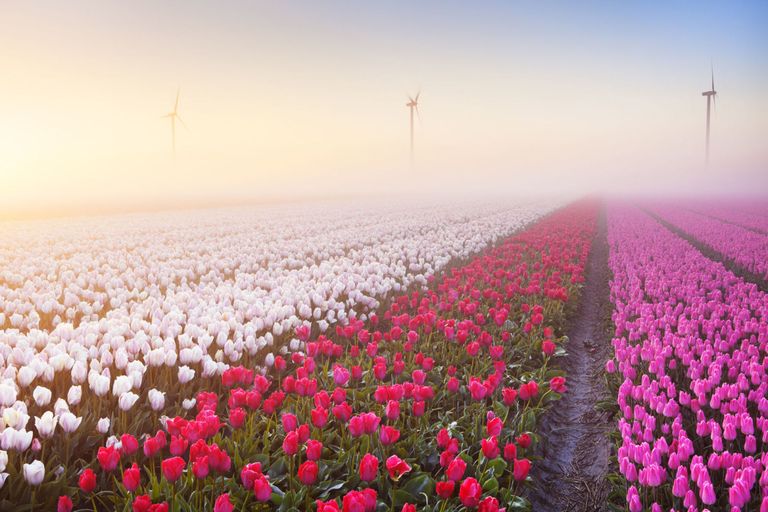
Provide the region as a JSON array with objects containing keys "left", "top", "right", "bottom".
[{"left": 1, "top": 1, "right": 766, "bottom": 217}]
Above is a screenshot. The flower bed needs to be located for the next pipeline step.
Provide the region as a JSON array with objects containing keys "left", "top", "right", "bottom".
[
  {"left": 0, "top": 201, "right": 596, "bottom": 510},
  {"left": 606, "top": 206, "right": 768, "bottom": 511},
  {"left": 647, "top": 204, "right": 768, "bottom": 281}
]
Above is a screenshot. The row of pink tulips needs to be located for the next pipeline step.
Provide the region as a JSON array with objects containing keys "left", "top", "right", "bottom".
[{"left": 606, "top": 205, "right": 768, "bottom": 511}]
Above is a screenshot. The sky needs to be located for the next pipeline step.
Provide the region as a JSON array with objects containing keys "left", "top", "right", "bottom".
[{"left": 0, "top": 0, "right": 766, "bottom": 218}]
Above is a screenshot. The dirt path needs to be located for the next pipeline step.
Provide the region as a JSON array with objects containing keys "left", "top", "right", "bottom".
[{"left": 527, "top": 209, "right": 613, "bottom": 512}]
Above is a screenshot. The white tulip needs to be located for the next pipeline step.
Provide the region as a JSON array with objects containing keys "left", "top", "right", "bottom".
[
  {"left": 182, "top": 398, "right": 196, "bottom": 410},
  {"left": 0, "top": 382, "right": 16, "bottom": 407},
  {"left": 71, "top": 361, "right": 87, "bottom": 384},
  {"left": 2, "top": 408, "right": 29, "bottom": 430},
  {"left": 13, "top": 429, "right": 33, "bottom": 451},
  {"left": 97, "top": 417, "right": 110, "bottom": 434},
  {"left": 112, "top": 375, "right": 133, "bottom": 397},
  {"left": 264, "top": 353, "right": 275, "bottom": 367},
  {"left": 53, "top": 398, "right": 70, "bottom": 416},
  {"left": 58, "top": 411, "right": 82, "bottom": 433},
  {"left": 89, "top": 374, "right": 109, "bottom": 397},
  {"left": 148, "top": 389, "right": 165, "bottom": 411},
  {"left": 17, "top": 366, "right": 36, "bottom": 388},
  {"left": 32, "top": 386, "right": 52, "bottom": 407},
  {"left": 67, "top": 385, "right": 82, "bottom": 406},
  {"left": 178, "top": 366, "right": 195, "bottom": 384},
  {"left": 0, "top": 450, "right": 7, "bottom": 472},
  {"left": 118, "top": 392, "right": 139, "bottom": 411},
  {"left": 34, "top": 411, "right": 57, "bottom": 438},
  {"left": 0, "top": 472, "right": 8, "bottom": 489},
  {"left": 23, "top": 460, "right": 45, "bottom": 485}
]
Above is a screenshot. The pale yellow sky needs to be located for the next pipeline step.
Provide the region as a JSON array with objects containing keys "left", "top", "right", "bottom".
[{"left": 1, "top": 1, "right": 766, "bottom": 217}]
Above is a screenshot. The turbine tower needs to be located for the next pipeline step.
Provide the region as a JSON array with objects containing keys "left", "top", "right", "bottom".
[
  {"left": 702, "top": 66, "right": 717, "bottom": 164},
  {"left": 162, "top": 88, "right": 187, "bottom": 156},
  {"left": 406, "top": 92, "right": 420, "bottom": 166}
]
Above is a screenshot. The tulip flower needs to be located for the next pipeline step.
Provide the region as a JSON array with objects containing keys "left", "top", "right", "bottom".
[
  {"left": 161, "top": 456, "right": 186, "bottom": 482},
  {"left": 98, "top": 445, "right": 121, "bottom": 471},
  {"left": 123, "top": 463, "right": 141, "bottom": 491},
  {"left": 23, "top": 460, "right": 45, "bottom": 486},
  {"left": 385, "top": 455, "right": 412, "bottom": 481},
  {"left": 57, "top": 495, "right": 73, "bottom": 512},
  {"left": 79, "top": 468, "right": 96, "bottom": 493},
  {"left": 359, "top": 453, "right": 379, "bottom": 482},
  {"left": 298, "top": 460, "right": 319, "bottom": 485},
  {"left": 458, "top": 477, "right": 482, "bottom": 507},
  {"left": 214, "top": 493, "right": 234, "bottom": 512},
  {"left": 253, "top": 475, "right": 272, "bottom": 502},
  {"left": 34, "top": 411, "right": 57, "bottom": 438}
]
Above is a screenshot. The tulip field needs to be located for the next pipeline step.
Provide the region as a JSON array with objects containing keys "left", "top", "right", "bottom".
[{"left": 1, "top": 198, "right": 767, "bottom": 511}]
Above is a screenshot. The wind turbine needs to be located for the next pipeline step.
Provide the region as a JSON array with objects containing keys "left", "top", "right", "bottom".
[
  {"left": 702, "top": 66, "right": 717, "bottom": 165},
  {"left": 406, "top": 91, "right": 420, "bottom": 166},
  {"left": 162, "top": 88, "right": 187, "bottom": 156}
]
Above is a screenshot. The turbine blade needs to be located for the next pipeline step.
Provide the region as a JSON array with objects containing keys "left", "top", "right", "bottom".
[
  {"left": 176, "top": 115, "right": 189, "bottom": 130},
  {"left": 175, "top": 88, "right": 180, "bottom": 113},
  {"left": 415, "top": 91, "right": 420, "bottom": 103},
  {"left": 711, "top": 64, "right": 715, "bottom": 92},
  {"left": 415, "top": 104, "right": 421, "bottom": 122}
]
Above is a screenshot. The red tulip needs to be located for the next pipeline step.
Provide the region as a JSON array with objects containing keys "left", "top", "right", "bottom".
[
  {"left": 519, "top": 381, "right": 538, "bottom": 400},
  {"left": 214, "top": 493, "right": 234, "bottom": 512},
  {"left": 503, "top": 443, "right": 517, "bottom": 462},
  {"left": 384, "top": 400, "right": 400, "bottom": 420},
  {"left": 446, "top": 457, "right": 466, "bottom": 481},
  {"left": 459, "top": 477, "right": 482, "bottom": 507},
  {"left": 79, "top": 468, "right": 96, "bottom": 493},
  {"left": 513, "top": 458, "right": 532, "bottom": 481},
  {"left": 208, "top": 445, "right": 232, "bottom": 473},
  {"left": 121, "top": 434, "right": 139, "bottom": 455},
  {"left": 487, "top": 417, "right": 503, "bottom": 437},
  {"left": 549, "top": 376, "right": 567, "bottom": 393},
  {"left": 282, "top": 431, "right": 299, "bottom": 455},
  {"left": 380, "top": 426, "right": 401, "bottom": 446},
  {"left": 385, "top": 455, "right": 412, "bottom": 481},
  {"left": 541, "top": 340, "right": 555, "bottom": 355},
  {"left": 311, "top": 407, "right": 329, "bottom": 428},
  {"left": 281, "top": 413, "right": 298, "bottom": 432},
  {"left": 132, "top": 495, "right": 152, "bottom": 512},
  {"left": 516, "top": 433, "right": 532, "bottom": 449},
  {"left": 359, "top": 453, "right": 379, "bottom": 482},
  {"left": 123, "top": 463, "right": 141, "bottom": 492},
  {"left": 161, "top": 456, "right": 186, "bottom": 482},
  {"left": 342, "top": 489, "right": 377, "bottom": 512},
  {"left": 253, "top": 475, "right": 272, "bottom": 502},
  {"left": 192, "top": 456, "right": 210, "bottom": 479},
  {"left": 298, "top": 460, "right": 319, "bottom": 485},
  {"left": 240, "top": 462, "right": 262, "bottom": 489},
  {"left": 306, "top": 439, "right": 323, "bottom": 461},
  {"left": 143, "top": 436, "right": 162, "bottom": 458},
  {"left": 412, "top": 400, "right": 426, "bottom": 417},
  {"left": 169, "top": 435, "right": 189, "bottom": 456},
  {"left": 481, "top": 436, "right": 500, "bottom": 459},
  {"left": 401, "top": 505, "right": 416, "bottom": 512},
  {"left": 502, "top": 387, "right": 517, "bottom": 405},
  {"left": 478, "top": 496, "right": 503, "bottom": 512},
  {"left": 148, "top": 503, "right": 168, "bottom": 512},
  {"left": 436, "top": 428, "right": 451, "bottom": 448},
  {"left": 97, "top": 445, "right": 121, "bottom": 472},
  {"left": 229, "top": 407, "right": 246, "bottom": 429},
  {"left": 316, "top": 499, "right": 341, "bottom": 512},
  {"left": 57, "top": 496, "right": 73, "bottom": 512},
  {"left": 436, "top": 480, "right": 455, "bottom": 499}
]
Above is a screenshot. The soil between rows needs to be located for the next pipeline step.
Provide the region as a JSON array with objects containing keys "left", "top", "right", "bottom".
[{"left": 527, "top": 206, "right": 614, "bottom": 512}]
